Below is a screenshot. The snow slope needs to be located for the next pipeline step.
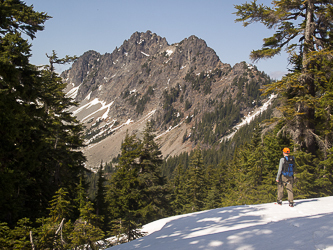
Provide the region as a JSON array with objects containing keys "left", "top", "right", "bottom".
[{"left": 108, "top": 196, "right": 333, "bottom": 250}]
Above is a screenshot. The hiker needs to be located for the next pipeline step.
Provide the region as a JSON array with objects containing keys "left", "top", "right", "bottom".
[{"left": 276, "top": 148, "right": 295, "bottom": 207}]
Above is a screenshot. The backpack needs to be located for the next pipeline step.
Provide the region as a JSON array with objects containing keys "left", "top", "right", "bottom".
[{"left": 282, "top": 156, "right": 295, "bottom": 177}]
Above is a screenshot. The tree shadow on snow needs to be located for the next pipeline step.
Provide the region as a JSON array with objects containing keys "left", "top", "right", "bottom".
[{"left": 110, "top": 204, "right": 333, "bottom": 250}]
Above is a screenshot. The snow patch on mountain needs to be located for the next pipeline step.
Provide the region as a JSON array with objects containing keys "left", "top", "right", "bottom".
[
  {"left": 138, "top": 109, "right": 156, "bottom": 125},
  {"left": 141, "top": 51, "right": 150, "bottom": 57},
  {"left": 166, "top": 49, "right": 174, "bottom": 56},
  {"left": 81, "top": 99, "right": 113, "bottom": 123},
  {"left": 66, "top": 83, "right": 82, "bottom": 99},
  {"left": 85, "top": 91, "right": 92, "bottom": 101},
  {"left": 156, "top": 121, "right": 183, "bottom": 139},
  {"left": 220, "top": 94, "right": 277, "bottom": 142}
]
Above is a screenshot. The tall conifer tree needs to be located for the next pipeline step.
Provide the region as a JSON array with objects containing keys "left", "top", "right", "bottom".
[
  {"left": 106, "top": 124, "right": 168, "bottom": 241},
  {"left": 0, "top": 1, "right": 86, "bottom": 225},
  {"left": 234, "top": 0, "right": 333, "bottom": 154},
  {"left": 235, "top": 0, "right": 333, "bottom": 200},
  {"left": 106, "top": 133, "right": 143, "bottom": 241},
  {"left": 138, "top": 122, "right": 169, "bottom": 222},
  {"left": 0, "top": 0, "right": 50, "bottom": 224},
  {"left": 169, "top": 164, "right": 187, "bottom": 214},
  {"left": 94, "top": 165, "right": 108, "bottom": 232},
  {"left": 184, "top": 148, "right": 207, "bottom": 212}
]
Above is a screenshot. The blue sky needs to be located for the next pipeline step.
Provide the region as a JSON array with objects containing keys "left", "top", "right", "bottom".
[{"left": 25, "top": 0, "right": 289, "bottom": 79}]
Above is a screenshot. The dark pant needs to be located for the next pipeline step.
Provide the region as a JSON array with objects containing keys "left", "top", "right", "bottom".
[{"left": 277, "top": 175, "right": 293, "bottom": 202}]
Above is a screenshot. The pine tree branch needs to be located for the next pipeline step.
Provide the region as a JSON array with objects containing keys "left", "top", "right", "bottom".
[{"left": 307, "top": 129, "right": 330, "bottom": 150}]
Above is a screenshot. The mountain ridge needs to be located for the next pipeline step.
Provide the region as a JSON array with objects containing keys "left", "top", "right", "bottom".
[{"left": 61, "top": 30, "right": 273, "bottom": 170}]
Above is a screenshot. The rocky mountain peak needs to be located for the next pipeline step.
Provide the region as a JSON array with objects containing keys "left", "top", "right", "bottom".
[{"left": 62, "top": 31, "right": 272, "bottom": 170}]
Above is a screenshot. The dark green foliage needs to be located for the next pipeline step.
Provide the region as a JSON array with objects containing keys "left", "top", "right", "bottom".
[
  {"left": 0, "top": 0, "right": 85, "bottom": 226},
  {"left": 136, "top": 86, "right": 154, "bottom": 115},
  {"left": 106, "top": 123, "right": 168, "bottom": 242},
  {"left": 49, "top": 188, "right": 72, "bottom": 222},
  {"left": 184, "top": 67, "right": 229, "bottom": 95},
  {"left": 0, "top": 218, "right": 33, "bottom": 249},
  {"left": 70, "top": 199, "right": 105, "bottom": 249},
  {"left": 188, "top": 70, "right": 271, "bottom": 145},
  {"left": 184, "top": 149, "right": 207, "bottom": 212},
  {"left": 161, "top": 152, "right": 189, "bottom": 178},
  {"left": 94, "top": 166, "right": 107, "bottom": 224},
  {"left": 292, "top": 150, "right": 322, "bottom": 199},
  {"left": 141, "top": 62, "right": 151, "bottom": 75},
  {"left": 246, "top": 79, "right": 261, "bottom": 107},
  {"left": 185, "top": 70, "right": 212, "bottom": 93},
  {"left": 169, "top": 164, "right": 187, "bottom": 214},
  {"left": 318, "top": 148, "right": 333, "bottom": 196},
  {"left": 0, "top": 185, "right": 104, "bottom": 249},
  {"left": 185, "top": 99, "right": 192, "bottom": 110},
  {"left": 203, "top": 165, "right": 224, "bottom": 210},
  {"left": 138, "top": 122, "right": 169, "bottom": 221},
  {"left": 158, "top": 84, "right": 183, "bottom": 125},
  {"left": 106, "top": 133, "right": 145, "bottom": 240},
  {"left": 162, "top": 84, "right": 181, "bottom": 107},
  {"left": 235, "top": 0, "right": 333, "bottom": 154},
  {"left": 0, "top": 2, "right": 107, "bottom": 249},
  {"left": 136, "top": 94, "right": 150, "bottom": 114},
  {"left": 191, "top": 97, "right": 241, "bottom": 144}
]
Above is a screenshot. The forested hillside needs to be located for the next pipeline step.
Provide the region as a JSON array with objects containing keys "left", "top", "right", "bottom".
[{"left": 1, "top": 1, "right": 333, "bottom": 249}]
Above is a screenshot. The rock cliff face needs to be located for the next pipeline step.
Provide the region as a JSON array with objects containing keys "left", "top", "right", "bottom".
[{"left": 62, "top": 30, "right": 271, "bottom": 170}]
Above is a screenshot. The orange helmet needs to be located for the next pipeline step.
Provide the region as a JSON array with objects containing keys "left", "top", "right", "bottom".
[{"left": 283, "top": 148, "right": 290, "bottom": 154}]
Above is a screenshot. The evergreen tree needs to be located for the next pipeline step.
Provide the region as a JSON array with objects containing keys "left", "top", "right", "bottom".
[
  {"left": 35, "top": 188, "right": 73, "bottom": 249},
  {"left": 3, "top": 218, "right": 33, "bottom": 249},
  {"left": 94, "top": 165, "right": 108, "bottom": 232},
  {"left": 0, "top": 1, "right": 86, "bottom": 225},
  {"left": 137, "top": 122, "right": 169, "bottom": 223},
  {"left": 0, "top": 0, "right": 50, "bottom": 225},
  {"left": 319, "top": 147, "right": 333, "bottom": 196},
  {"left": 106, "top": 133, "right": 143, "bottom": 242},
  {"left": 169, "top": 164, "right": 187, "bottom": 214},
  {"left": 184, "top": 148, "right": 207, "bottom": 212},
  {"left": 235, "top": 0, "right": 333, "bottom": 201},
  {"left": 203, "top": 165, "right": 222, "bottom": 210},
  {"left": 239, "top": 124, "right": 266, "bottom": 204},
  {"left": 69, "top": 200, "right": 105, "bottom": 250},
  {"left": 286, "top": 151, "right": 311, "bottom": 199},
  {"left": 106, "top": 124, "right": 168, "bottom": 242},
  {"left": 48, "top": 188, "right": 72, "bottom": 222},
  {"left": 235, "top": 0, "right": 333, "bottom": 154},
  {"left": 74, "top": 176, "right": 88, "bottom": 219},
  {"left": 221, "top": 148, "right": 242, "bottom": 207}
]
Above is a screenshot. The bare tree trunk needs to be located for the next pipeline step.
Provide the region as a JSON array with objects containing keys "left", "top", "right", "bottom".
[
  {"left": 324, "top": 105, "right": 332, "bottom": 162},
  {"left": 53, "top": 218, "right": 65, "bottom": 250},
  {"left": 30, "top": 231, "right": 35, "bottom": 250},
  {"left": 303, "top": 0, "right": 314, "bottom": 61},
  {"left": 298, "top": 0, "right": 316, "bottom": 153}
]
